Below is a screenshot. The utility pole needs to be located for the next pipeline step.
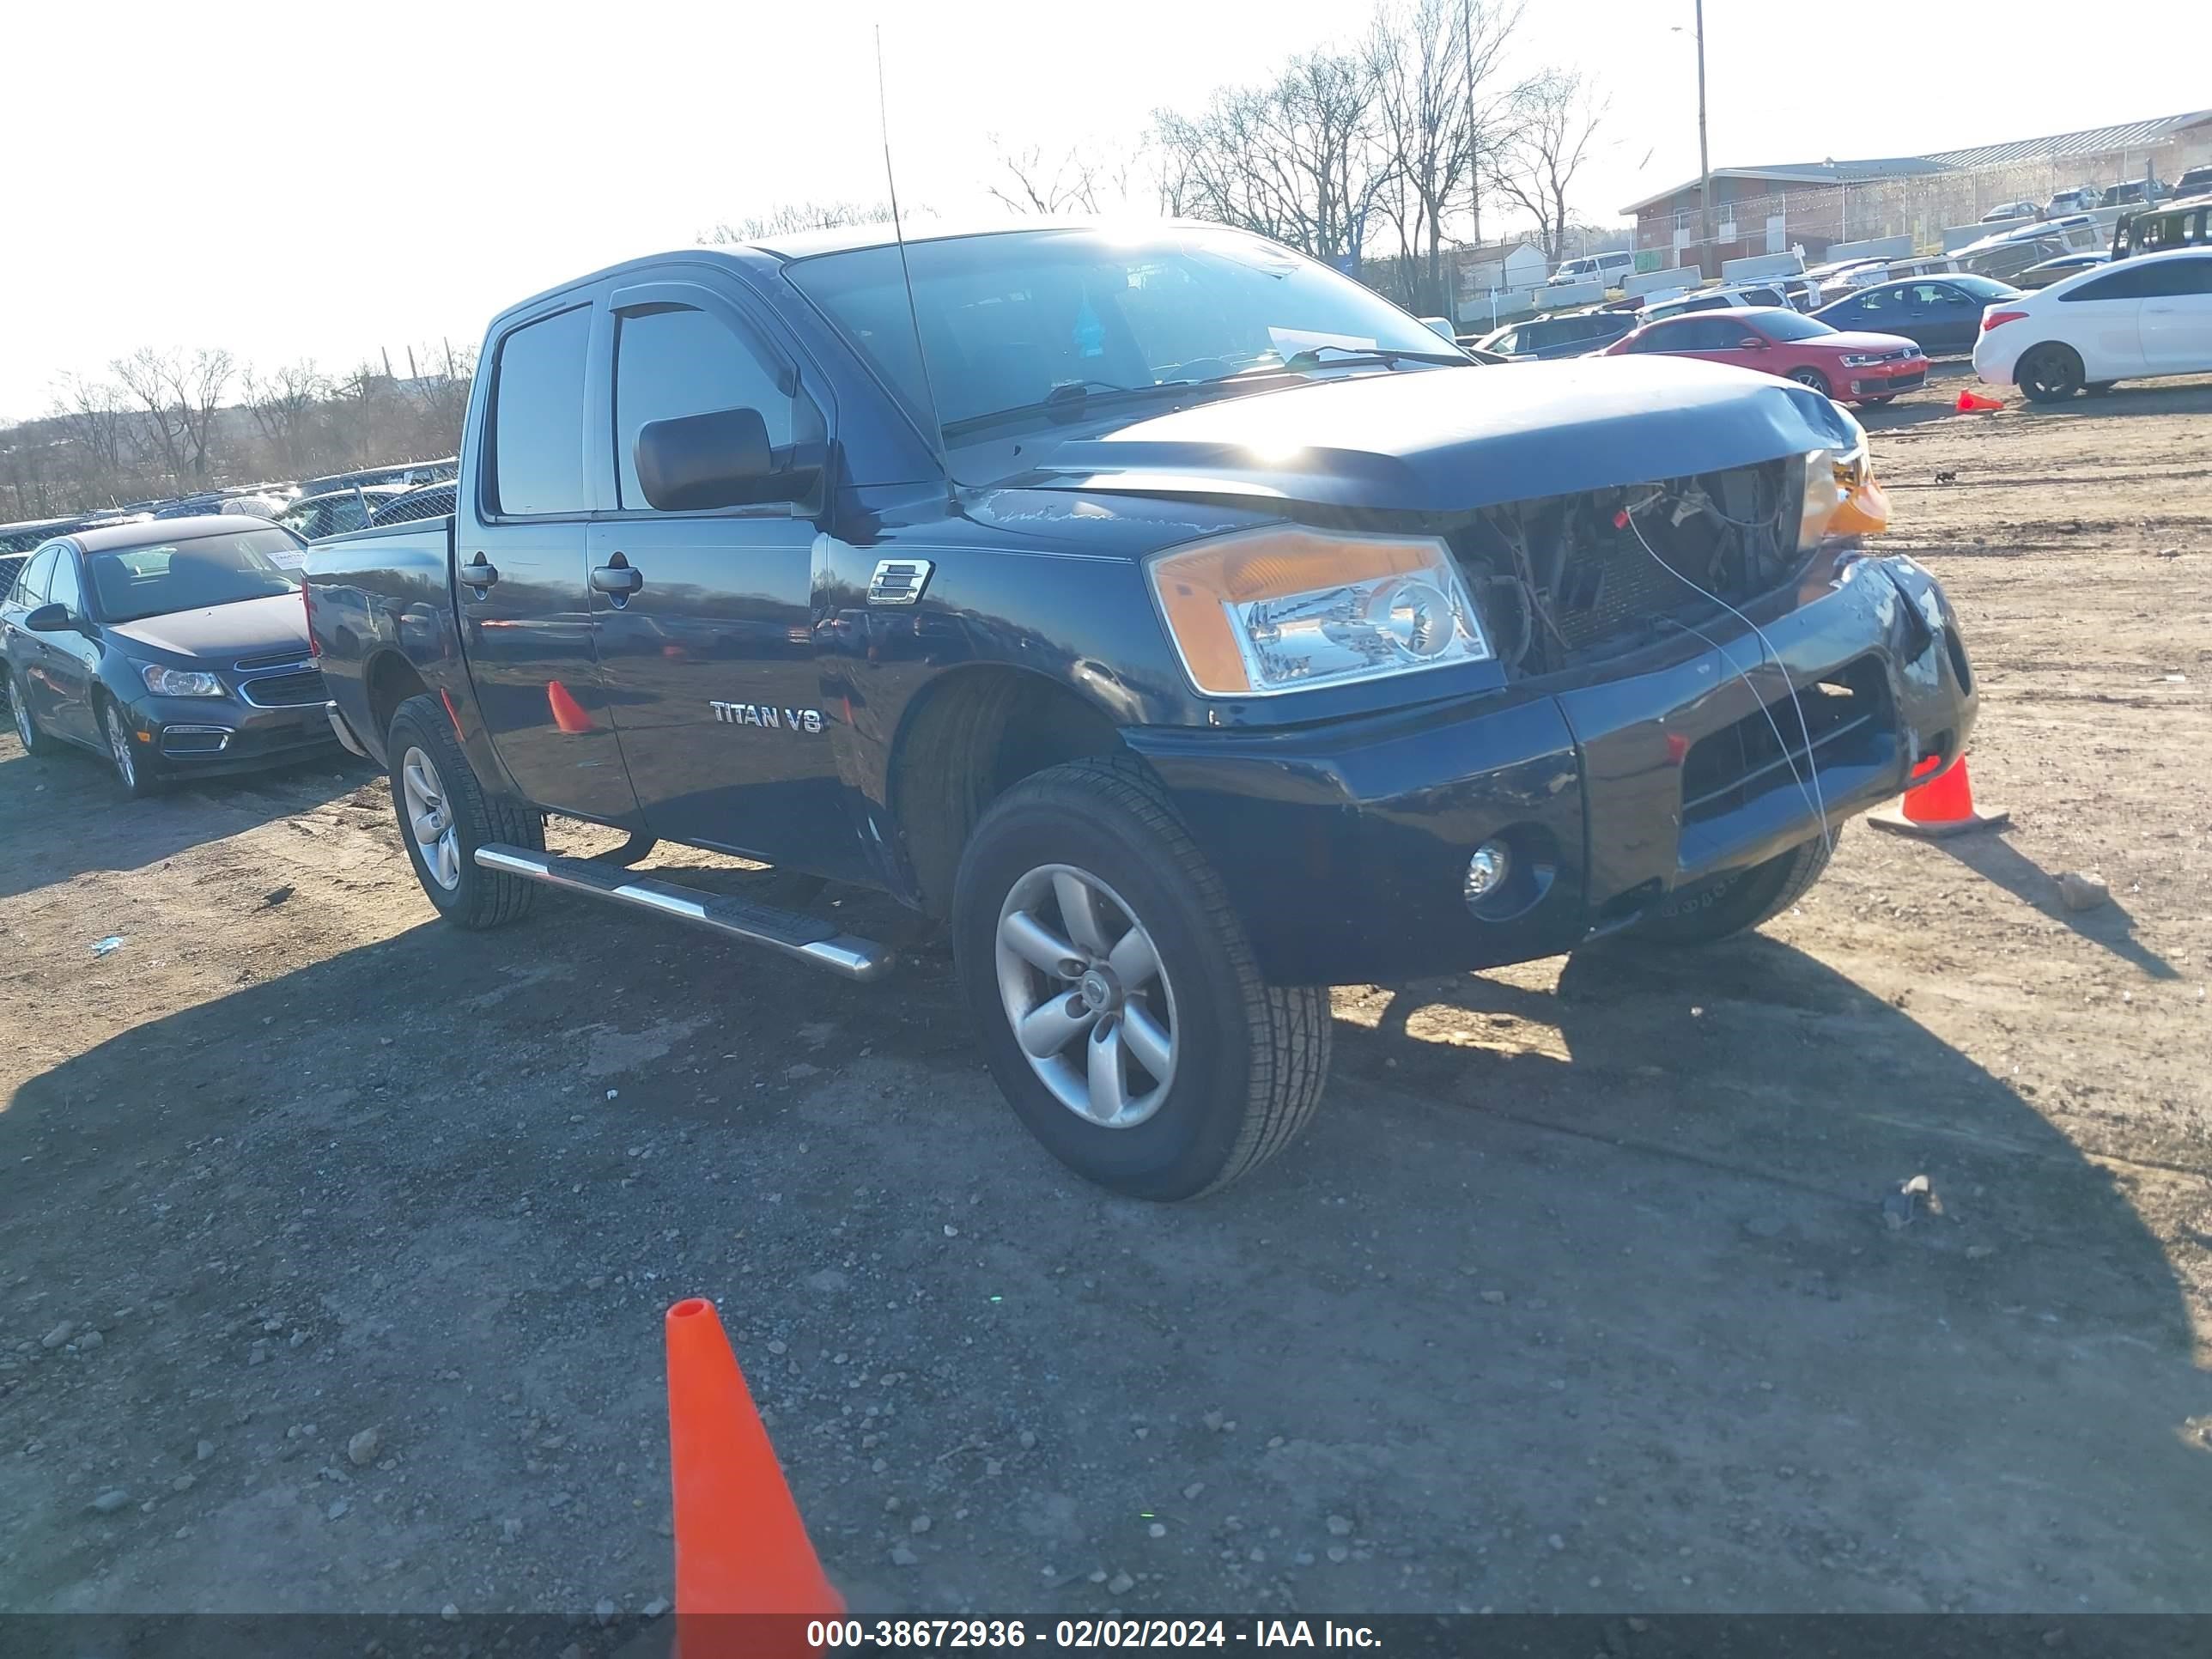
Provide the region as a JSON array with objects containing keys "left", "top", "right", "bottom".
[{"left": 1695, "top": 0, "right": 1712, "bottom": 276}]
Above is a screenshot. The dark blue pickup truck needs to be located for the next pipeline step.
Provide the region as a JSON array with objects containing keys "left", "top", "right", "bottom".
[{"left": 306, "top": 219, "right": 1975, "bottom": 1200}]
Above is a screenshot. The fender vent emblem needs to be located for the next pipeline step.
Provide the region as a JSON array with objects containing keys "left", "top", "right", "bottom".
[{"left": 867, "top": 558, "right": 933, "bottom": 606}]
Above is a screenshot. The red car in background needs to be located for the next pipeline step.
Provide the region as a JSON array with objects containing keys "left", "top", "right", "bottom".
[{"left": 1599, "top": 307, "right": 1928, "bottom": 404}]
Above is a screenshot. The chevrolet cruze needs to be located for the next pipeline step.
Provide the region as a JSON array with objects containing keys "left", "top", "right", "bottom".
[{"left": 2, "top": 515, "right": 337, "bottom": 796}]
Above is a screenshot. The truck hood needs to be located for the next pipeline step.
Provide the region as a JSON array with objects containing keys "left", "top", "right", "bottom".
[
  {"left": 106, "top": 592, "right": 310, "bottom": 662},
  {"left": 1002, "top": 357, "right": 1858, "bottom": 515}
]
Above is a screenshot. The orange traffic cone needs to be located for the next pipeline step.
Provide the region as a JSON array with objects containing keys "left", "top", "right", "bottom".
[
  {"left": 664, "top": 1297, "right": 841, "bottom": 1650},
  {"left": 545, "top": 679, "right": 594, "bottom": 734},
  {"left": 1869, "top": 752, "right": 2009, "bottom": 837},
  {"left": 1955, "top": 388, "right": 2004, "bottom": 413}
]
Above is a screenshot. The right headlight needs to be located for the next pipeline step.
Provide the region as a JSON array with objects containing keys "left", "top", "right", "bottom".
[
  {"left": 1146, "top": 525, "right": 1492, "bottom": 696},
  {"left": 140, "top": 663, "right": 227, "bottom": 698}
]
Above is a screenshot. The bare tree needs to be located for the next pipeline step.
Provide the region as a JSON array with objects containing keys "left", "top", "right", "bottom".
[
  {"left": 109, "top": 347, "right": 234, "bottom": 487},
  {"left": 241, "top": 360, "right": 331, "bottom": 477},
  {"left": 988, "top": 138, "right": 1107, "bottom": 215},
  {"left": 702, "top": 200, "right": 919, "bottom": 244},
  {"left": 1365, "top": 0, "right": 1522, "bottom": 314},
  {"left": 50, "top": 374, "right": 132, "bottom": 483},
  {"left": 1493, "top": 71, "right": 1605, "bottom": 265},
  {"left": 1151, "top": 51, "right": 1390, "bottom": 264}
]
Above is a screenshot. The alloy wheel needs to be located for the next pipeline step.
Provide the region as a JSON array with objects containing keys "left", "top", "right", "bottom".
[
  {"left": 994, "top": 862, "right": 1178, "bottom": 1128},
  {"left": 400, "top": 745, "right": 461, "bottom": 891},
  {"left": 106, "top": 705, "right": 137, "bottom": 790}
]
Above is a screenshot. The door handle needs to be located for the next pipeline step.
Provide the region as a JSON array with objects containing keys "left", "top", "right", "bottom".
[
  {"left": 591, "top": 557, "right": 643, "bottom": 596},
  {"left": 458, "top": 555, "right": 500, "bottom": 588}
]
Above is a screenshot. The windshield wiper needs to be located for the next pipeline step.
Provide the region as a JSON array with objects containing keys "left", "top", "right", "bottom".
[
  {"left": 942, "top": 378, "right": 1211, "bottom": 441},
  {"left": 1281, "top": 343, "right": 1468, "bottom": 370}
]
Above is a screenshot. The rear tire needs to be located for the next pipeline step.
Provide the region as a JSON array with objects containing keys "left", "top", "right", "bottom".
[
  {"left": 386, "top": 693, "right": 543, "bottom": 928},
  {"left": 951, "top": 757, "right": 1331, "bottom": 1201},
  {"left": 1625, "top": 827, "right": 1842, "bottom": 947},
  {"left": 2015, "top": 344, "right": 2083, "bottom": 403},
  {"left": 9, "top": 668, "right": 58, "bottom": 757}
]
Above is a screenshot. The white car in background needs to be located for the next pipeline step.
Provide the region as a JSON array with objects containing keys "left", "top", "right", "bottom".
[
  {"left": 1548, "top": 250, "right": 1634, "bottom": 287},
  {"left": 1972, "top": 247, "right": 2212, "bottom": 401}
]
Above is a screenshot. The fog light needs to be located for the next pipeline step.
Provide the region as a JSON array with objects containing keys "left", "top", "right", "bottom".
[{"left": 1464, "top": 841, "right": 1511, "bottom": 903}]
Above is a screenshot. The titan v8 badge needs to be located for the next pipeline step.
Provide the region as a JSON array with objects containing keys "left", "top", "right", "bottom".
[{"left": 710, "top": 702, "right": 824, "bottom": 733}]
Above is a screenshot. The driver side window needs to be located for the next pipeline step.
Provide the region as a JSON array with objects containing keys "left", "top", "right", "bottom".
[
  {"left": 46, "top": 552, "right": 83, "bottom": 616},
  {"left": 614, "top": 303, "right": 797, "bottom": 512},
  {"left": 12, "top": 547, "right": 58, "bottom": 606}
]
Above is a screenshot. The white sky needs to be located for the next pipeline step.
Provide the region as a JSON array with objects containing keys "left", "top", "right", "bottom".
[{"left": 4, "top": 0, "right": 2207, "bottom": 419}]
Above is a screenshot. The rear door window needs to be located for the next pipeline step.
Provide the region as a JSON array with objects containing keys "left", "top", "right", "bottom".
[{"left": 489, "top": 306, "right": 592, "bottom": 516}]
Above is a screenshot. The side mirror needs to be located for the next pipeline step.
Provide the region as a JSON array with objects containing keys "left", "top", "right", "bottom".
[
  {"left": 23, "top": 603, "right": 72, "bottom": 633},
  {"left": 635, "top": 406, "right": 811, "bottom": 512}
]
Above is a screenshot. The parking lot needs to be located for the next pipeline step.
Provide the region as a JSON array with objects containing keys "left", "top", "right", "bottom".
[{"left": 3, "top": 365, "right": 2209, "bottom": 1617}]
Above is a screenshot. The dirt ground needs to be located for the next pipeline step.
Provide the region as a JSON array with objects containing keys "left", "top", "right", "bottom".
[{"left": 3, "top": 365, "right": 2209, "bottom": 1619}]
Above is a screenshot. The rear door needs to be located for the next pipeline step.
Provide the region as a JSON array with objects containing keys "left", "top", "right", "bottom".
[
  {"left": 585, "top": 280, "right": 852, "bottom": 871},
  {"left": 2139, "top": 255, "right": 2212, "bottom": 374},
  {"left": 3, "top": 545, "right": 58, "bottom": 726},
  {"left": 461, "top": 299, "right": 641, "bottom": 823}
]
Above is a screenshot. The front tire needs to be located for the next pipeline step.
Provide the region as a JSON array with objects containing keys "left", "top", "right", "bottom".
[
  {"left": 386, "top": 693, "right": 543, "bottom": 928},
  {"left": 1625, "top": 828, "right": 1841, "bottom": 947},
  {"left": 100, "top": 699, "right": 161, "bottom": 799},
  {"left": 951, "top": 757, "right": 1330, "bottom": 1201},
  {"left": 1788, "top": 367, "right": 1832, "bottom": 397},
  {"left": 2015, "top": 344, "right": 2083, "bottom": 403}
]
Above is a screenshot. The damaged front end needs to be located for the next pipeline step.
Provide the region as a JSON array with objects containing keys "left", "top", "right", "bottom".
[{"left": 1459, "top": 429, "right": 1888, "bottom": 680}]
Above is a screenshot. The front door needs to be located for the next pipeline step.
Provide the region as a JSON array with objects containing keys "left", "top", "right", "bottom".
[
  {"left": 2141, "top": 256, "right": 2212, "bottom": 374},
  {"left": 37, "top": 547, "right": 100, "bottom": 746},
  {"left": 587, "top": 288, "right": 854, "bottom": 873},
  {"left": 463, "top": 301, "right": 641, "bottom": 823}
]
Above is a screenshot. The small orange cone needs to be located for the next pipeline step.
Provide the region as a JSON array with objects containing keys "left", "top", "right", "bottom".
[
  {"left": 1869, "top": 752, "right": 2009, "bottom": 837},
  {"left": 665, "top": 1297, "right": 841, "bottom": 1648},
  {"left": 545, "top": 679, "right": 594, "bottom": 734},
  {"left": 1955, "top": 388, "right": 2005, "bottom": 413}
]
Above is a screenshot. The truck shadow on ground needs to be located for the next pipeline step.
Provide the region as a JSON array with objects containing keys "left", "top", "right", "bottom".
[
  {"left": 3, "top": 890, "right": 2208, "bottom": 1611},
  {"left": 0, "top": 738, "right": 371, "bottom": 904}
]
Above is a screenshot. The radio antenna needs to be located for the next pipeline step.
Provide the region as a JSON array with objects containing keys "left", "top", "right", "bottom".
[{"left": 875, "top": 25, "right": 953, "bottom": 497}]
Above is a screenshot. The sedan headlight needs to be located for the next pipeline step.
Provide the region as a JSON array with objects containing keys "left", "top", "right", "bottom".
[
  {"left": 1147, "top": 525, "right": 1492, "bottom": 696},
  {"left": 1838, "top": 352, "right": 1887, "bottom": 368},
  {"left": 140, "top": 663, "right": 227, "bottom": 698}
]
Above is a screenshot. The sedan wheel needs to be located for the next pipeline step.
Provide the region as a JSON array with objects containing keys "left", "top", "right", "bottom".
[
  {"left": 400, "top": 744, "right": 462, "bottom": 891},
  {"left": 2016, "top": 344, "right": 2083, "bottom": 404},
  {"left": 1788, "top": 367, "right": 1832, "bottom": 397},
  {"left": 103, "top": 702, "right": 156, "bottom": 797},
  {"left": 995, "top": 863, "right": 1178, "bottom": 1128}
]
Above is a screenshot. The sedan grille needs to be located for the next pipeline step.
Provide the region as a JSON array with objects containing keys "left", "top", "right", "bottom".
[{"left": 239, "top": 668, "right": 328, "bottom": 708}]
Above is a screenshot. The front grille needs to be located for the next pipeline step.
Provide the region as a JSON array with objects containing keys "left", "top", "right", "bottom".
[
  {"left": 1549, "top": 533, "right": 1717, "bottom": 655},
  {"left": 1680, "top": 655, "right": 1894, "bottom": 824},
  {"left": 239, "top": 668, "right": 327, "bottom": 708}
]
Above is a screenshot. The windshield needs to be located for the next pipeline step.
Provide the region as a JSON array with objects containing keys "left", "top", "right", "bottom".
[
  {"left": 1949, "top": 274, "right": 2023, "bottom": 300},
  {"left": 1753, "top": 311, "right": 1837, "bottom": 342},
  {"left": 85, "top": 526, "right": 302, "bottom": 623},
  {"left": 784, "top": 226, "right": 1462, "bottom": 442}
]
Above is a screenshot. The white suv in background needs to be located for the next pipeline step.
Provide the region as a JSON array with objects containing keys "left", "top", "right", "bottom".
[
  {"left": 1548, "top": 250, "right": 1635, "bottom": 287},
  {"left": 1972, "top": 247, "right": 2212, "bottom": 401}
]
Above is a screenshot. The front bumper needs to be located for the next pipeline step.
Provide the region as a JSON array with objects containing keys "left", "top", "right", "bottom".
[
  {"left": 1127, "top": 548, "right": 1977, "bottom": 984},
  {"left": 119, "top": 690, "right": 343, "bottom": 778}
]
